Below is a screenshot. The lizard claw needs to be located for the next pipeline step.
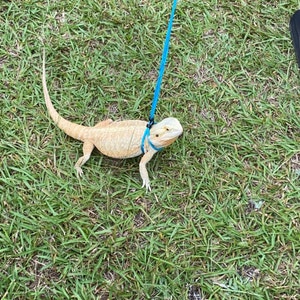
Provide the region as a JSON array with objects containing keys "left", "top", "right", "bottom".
[
  {"left": 142, "top": 180, "right": 151, "bottom": 192},
  {"left": 75, "top": 166, "right": 84, "bottom": 177}
]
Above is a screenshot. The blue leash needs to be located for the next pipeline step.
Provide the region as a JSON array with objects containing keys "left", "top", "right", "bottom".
[{"left": 141, "top": 0, "right": 178, "bottom": 153}]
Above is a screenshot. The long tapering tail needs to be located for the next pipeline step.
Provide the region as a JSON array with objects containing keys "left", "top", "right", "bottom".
[{"left": 42, "top": 49, "right": 89, "bottom": 141}]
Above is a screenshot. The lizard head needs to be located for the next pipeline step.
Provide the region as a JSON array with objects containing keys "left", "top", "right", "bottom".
[{"left": 149, "top": 117, "right": 183, "bottom": 148}]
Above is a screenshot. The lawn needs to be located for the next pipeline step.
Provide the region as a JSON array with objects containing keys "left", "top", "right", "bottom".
[{"left": 0, "top": 0, "right": 300, "bottom": 299}]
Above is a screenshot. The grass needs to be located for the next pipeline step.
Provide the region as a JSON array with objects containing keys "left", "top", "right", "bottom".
[{"left": 0, "top": 0, "right": 300, "bottom": 299}]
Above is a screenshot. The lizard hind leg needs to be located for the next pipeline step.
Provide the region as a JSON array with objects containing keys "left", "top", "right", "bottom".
[{"left": 75, "top": 141, "right": 95, "bottom": 176}]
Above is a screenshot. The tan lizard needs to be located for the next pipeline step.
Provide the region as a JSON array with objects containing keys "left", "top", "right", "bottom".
[{"left": 42, "top": 51, "right": 183, "bottom": 190}]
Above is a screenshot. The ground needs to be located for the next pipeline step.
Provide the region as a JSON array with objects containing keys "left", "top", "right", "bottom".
[{"left": 0, "top": 0, "right": 299, "bottom": 299}]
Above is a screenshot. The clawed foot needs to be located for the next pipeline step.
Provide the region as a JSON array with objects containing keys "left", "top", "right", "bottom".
[
  {"left": 142, "top": 179, "right": 151, "bottom": 192},
  {"left": 75, "top": 166, "right": 84, "bottom": 177}
]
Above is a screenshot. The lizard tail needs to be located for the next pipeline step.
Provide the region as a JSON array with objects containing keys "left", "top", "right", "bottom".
[{"left": 42, "top": 49, "right": 89, "bottom": 141}]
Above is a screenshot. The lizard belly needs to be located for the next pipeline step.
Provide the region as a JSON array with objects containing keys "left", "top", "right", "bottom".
[{"left": 95, "top": 138, "right": 142, "bottom": 159}]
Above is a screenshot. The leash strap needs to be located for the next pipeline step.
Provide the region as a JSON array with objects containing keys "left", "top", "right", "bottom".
[{"left": 141, "top": 0, "right": 178, "bottom": 153}]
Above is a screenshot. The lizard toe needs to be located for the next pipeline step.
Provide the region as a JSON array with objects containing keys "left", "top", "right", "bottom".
[
  {"left": 75, "top": 167, "right": 84, "bottom": 177},
  {"left": 142, "top": 180, "right": 151, "bottom": 192}
]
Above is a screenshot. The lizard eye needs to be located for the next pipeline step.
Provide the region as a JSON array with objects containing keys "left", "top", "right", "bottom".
[{"left": 156, "top": 134, "right": 159, "bottom": 137}]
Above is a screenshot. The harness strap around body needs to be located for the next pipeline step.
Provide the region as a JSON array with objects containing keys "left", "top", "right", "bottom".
[{"left": 140, "top": 126, "right": 163, "bottom": 154}]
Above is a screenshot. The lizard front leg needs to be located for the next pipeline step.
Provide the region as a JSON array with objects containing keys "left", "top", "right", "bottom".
[
  {"left": 75, "top": 141, "right": 95, "bottom": 176},
  {"left": 139, "top": 150, "right": 155, "bottom": 191}
]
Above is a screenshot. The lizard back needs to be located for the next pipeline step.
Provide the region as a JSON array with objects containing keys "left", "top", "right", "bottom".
[{"left": 88, "top": 120, "right": 147, "bottom": 159}]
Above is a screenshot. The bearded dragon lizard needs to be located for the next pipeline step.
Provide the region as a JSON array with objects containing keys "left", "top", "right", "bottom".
[{"left": 42, "top": 51, "right": 183, "bottom": 190}]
